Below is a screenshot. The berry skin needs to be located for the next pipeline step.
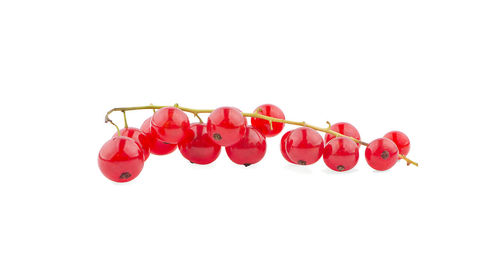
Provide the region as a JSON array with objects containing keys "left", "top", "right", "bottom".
[
  {"left": 384, "top": 131, "right": 410, "bottom": 156},
  {"left": 285, "top": 127, "right": 324, "bottom": 165},
  {"left": 140, "top": 117, "right": 177, "bottom": 155},
  {"left": 280, "top": 131, "right": 295, "bottom": 164},
  {"left": 207, "top": 107, "right": 247, "bottom": 146},
  {"left": 250, "top": 104, "right": 285, "bottom": 137},
  {"left": 365, "top": 138, "right": 399, "bottom": 171},
  {"left": 98, "top": 136, "right": 144, "bottom": 182},
  {"left": 323, "top": 137, "right": 359, "bottom": 172},
  {"left": 151, "top": 107, "right": 190, "bottom": 144},
  {"left": 325, "top": 122, "right": 361, "bottom": 147},
  {"left": 178, "top": 123, "right": 221, "bottom": 165},
  {"left": 225, "top": 126, "right": 266, "bottom": 166},
  {"left": 113, "top": 127, "right": 150, "bottom": 160}
]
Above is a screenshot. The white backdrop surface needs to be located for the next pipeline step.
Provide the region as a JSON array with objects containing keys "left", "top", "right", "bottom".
[{"left": 1, "top": 1, "right": 499, "bottom": 266}]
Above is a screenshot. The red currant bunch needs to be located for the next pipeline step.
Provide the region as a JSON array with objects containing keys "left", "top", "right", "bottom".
[{"left": 99, "top": 103, "right": 417, "bottom": 182}]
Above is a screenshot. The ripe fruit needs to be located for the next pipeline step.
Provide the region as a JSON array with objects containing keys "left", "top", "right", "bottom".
[
  {"left": 323, "top": 137, "right": 359, "bottom": 172},
  {"left": 178, "top": 123, "right": 221, "bottom": 164},
  {"left": 280, "top": 131, "right": 295, "bottom": 164},
  {"left": 207, "top": 107, "right": 247, "bottom": 146},
  {"left": 225, "top": 126, "right": 266, "bottom": 166},
  {"left": 285, "top": 127, "right": 324, "bottom": 165},
  {"left": 100, "top": 104, "right": 419, "bottom": 180},
  {"left": 384, "top": 131, "right": 410, "bottom": 156},
  {"left": 113, "top": 127, "right": 150, "bottom": 160},
  {"left": 250, "top": 104, "right": 285, "bottom": 137},
  {"left": 325, "top": 122, "right": 361, "bottom": 147},
  {"left": 151, "top": 107, "right": 190, "bottom": 144},
  {"left": 365, "top": 138, "right": 399, "bottom": 171},
  {"left": 140, "top": 117, "right": 177, "bottom": 155},
  {"left": 98, "top": 136, "right": 144, "bottom": 182}
]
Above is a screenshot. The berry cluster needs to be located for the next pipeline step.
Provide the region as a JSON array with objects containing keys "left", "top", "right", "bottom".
[{"left": 99, "top": 104, "right": 417, "bottom": 182}]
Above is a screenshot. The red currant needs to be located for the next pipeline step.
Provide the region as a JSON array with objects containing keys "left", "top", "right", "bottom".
[
  {"left": 207, "top": 107, "right": 247, "bottom": 146},
  {"left": 384, "top": 131, "right": 410, "bottom": 156},
  {"left": 280, "top": 131, "right": 295, "bottom": 164},
  {"left": 113, "top": 127, "right": 150, "bottom": 160},
  {"left": 285, "top": 127, "right": 324, "bottom": 165},
  {"left": 365, "top": 138, "right": 399, "bottom": 171},
  {"left": 250, "top": 104, "right": 285, "bottom": 137},
  {"left": 225, "top": 126, "right": 266, "bottom": 166},
  {"left": 178, "top": 123, "right": 221, "bottom": 164},
  {"left": 98, "top": 136, "right": 144, "bottom": 182},
  {"left": 323, "top": 137, "right": 359, "bottom": 172},
  {"left": 140, "top": 117, "right": 177, "bottom": 155},
  {"left": 325, "top": 122, "right": 361, "bottom": 147},
  {"left": 151, "top": 107, "right": 190, "bottom": 144}
]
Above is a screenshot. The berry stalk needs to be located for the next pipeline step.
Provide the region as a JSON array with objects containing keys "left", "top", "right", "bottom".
[{"left": 104, "top": 104, "right": 419, "bottom": 167}]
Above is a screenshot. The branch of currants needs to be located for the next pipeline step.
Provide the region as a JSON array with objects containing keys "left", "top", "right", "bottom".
[{"left": 104, "top": 104, "right": 418, "bottom": 167}]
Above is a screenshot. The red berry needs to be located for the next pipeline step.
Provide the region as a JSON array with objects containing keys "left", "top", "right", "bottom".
[
  {"left": 365, "top": 138, "right": 399, "bottom": 171},
  {"left": 325, "top": 122, "right": 361, "bottom": 147},
  {"left": 98, "top": 136, "right": 144, "bottom": 182},
  {"left": 384, "top": 131, "right": 410, "bottom": 156},
  {"left": 250, "top": 104, "right": 285, "bottom": 137},
  {"left": 140, "top": 117, "right": 177, "bottom": 155},
  {"left": 225, "top": 126, "right": 266, "bottom": 166},
  {"left": 178, "top": 123, "right": 221, "bottom": 164},
  {"left": 323, "top": 137, "right": 359, "bottom": 172},
  {"left": 285, "top": 127, "right": 324, "bottom": 165},
  {"left": 207, "top": 107, "right": 247, "bottom": 146},
  {"left": 151, "top": 107, "right": 190, "bottom": 144},
  {"left": 280, "top": 131, "right": 295, "bottom": 164},
  {"left": 113, "top": 127, "right": 150, "bottom": 160}
]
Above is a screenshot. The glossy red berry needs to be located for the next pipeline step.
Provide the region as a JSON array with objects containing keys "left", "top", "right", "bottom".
[
  {"left": 384, "top": 131, "right": 410, "bottom": 156},
  {"left": 325, "top": 122, "right": 361, "bottom": 147},
  {"left": 151, "top": 107, "right": 190, "bottom": 144},
  {"left": 365, "top": 138, "right": 399, "bottom": 171},
  {"left": 285, "top": 127, "right": 324, "bottom": 165},
  {"left": 178, "top": 123, "right": 221, "bottom": 164},
  {"left": 113, "top": 127, "right": 150, "bottom": 160},
  {"left": 280, "top": 131, "right": 295, "bottom": 164},
  {"left": 323, "top": 137, "right": 359, "bottom": 172},
  {"left": 98, "top": 136, "right": 144, "bottom": 182},
  {"left": 207, "top": 107, "right": 247, "bottom": 146},
  {"left": 225, "top": 126, "right": 266, "bottom": 166},
  {"left": 140, "top": 117, "right": 177, "bottom": 155},
  {"left": 250, "top": 104, "right": 285, "bottom": 137}
]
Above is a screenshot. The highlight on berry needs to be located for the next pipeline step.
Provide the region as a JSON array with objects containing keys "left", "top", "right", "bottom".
[{"left": 98, "top": 104, "right": 418, "bottom": 182}]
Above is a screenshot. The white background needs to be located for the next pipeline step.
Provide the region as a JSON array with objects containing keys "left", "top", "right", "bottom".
[{"left": 1, "top": 0, "right": 499, "bottom": 266}]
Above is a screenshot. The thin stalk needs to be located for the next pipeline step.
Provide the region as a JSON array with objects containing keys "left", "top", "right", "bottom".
[{"left": 122, "top": 111, "right": 128, "bottom": 128}]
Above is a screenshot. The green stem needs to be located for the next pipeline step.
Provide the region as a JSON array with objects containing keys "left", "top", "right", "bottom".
[{"left": 122, "top": 111, "right": 128, "bottom": 129}]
